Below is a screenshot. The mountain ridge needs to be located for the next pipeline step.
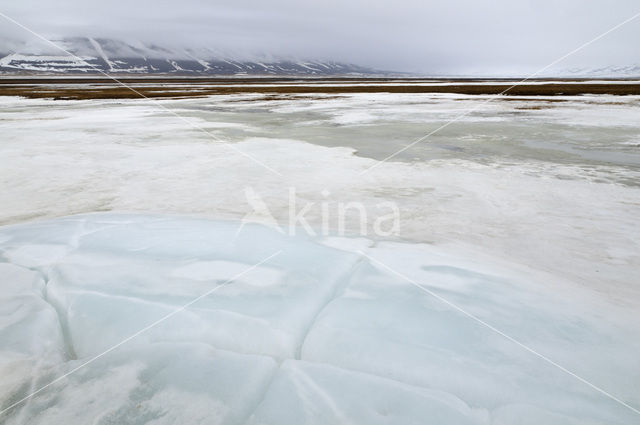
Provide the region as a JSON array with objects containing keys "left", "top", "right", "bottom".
[{"left": 0, "top": 37, "right": 382, "bottom": 76}]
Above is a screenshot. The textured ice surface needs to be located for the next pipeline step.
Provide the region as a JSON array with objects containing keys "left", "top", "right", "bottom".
[
  {"left": 247, "top": 360, "right": 485, "bottom": 425},
  {"left": 3, "top": 344, "right": 277, "bottom": 425},
  {"left": 2, "top": 215, "right": 359, "bottom": 359},
  {"left": 0, "top": 214, "right": 639, "bottom": 424},
  {"left": 302, "top": 243, "right": 640, "bottom": 424},
  {"left": 1, "top": 94, "right": 639, "bottom": 312},
  {"left": 0, "top": 263, "right": 66, "bottom": 413}
]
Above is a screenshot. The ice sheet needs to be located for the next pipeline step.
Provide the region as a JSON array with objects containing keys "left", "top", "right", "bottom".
[
  {"left": 1, "top": 92, "right": 639, "bottom": 423},
  {"left": 1, "top": 94, "right": 638, "bottom": 312},
  {"left": 0, "top": 263, "right": 66, "bottom": 414},
  {"left": 0, "top": 214, "right": 638, "bottom": 423},
  {"left": 2, "top": 214, "right": 360, "bottom": 359},
  {"left": 3, "top": 343, "right": 277, "bottom": 425},
  {"left": 301, "top": 241, "right": 640, "bottom": 424},
  {"left": 247, "top": 360, "right": 485, "bottom": 425}
]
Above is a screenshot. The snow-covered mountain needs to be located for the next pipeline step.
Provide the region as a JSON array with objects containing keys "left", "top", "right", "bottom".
[
  {"left": 551, "top": 64, "right": 640, "bottom": 78},
  {"left": 0, "top": 37, "right": 379, "bottom": 76}
]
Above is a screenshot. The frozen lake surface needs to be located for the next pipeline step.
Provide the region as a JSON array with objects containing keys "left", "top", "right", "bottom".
[
  {"left": 0, "top": 92, "right": 639, "bottom": 423},
  {"left": 0, "top": 214, "right": 638, "bottom": 424}
]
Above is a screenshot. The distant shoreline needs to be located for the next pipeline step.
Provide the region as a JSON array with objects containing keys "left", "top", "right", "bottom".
[{"left": 2, "top": 77, "right": 640, "bottom": 99}]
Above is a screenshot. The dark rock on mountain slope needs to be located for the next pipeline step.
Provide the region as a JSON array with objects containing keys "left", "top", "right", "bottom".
[{"left": 0, "top": 37, "right": 380, "bottom": 76}]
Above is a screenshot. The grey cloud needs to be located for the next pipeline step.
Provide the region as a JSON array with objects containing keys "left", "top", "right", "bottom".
[{"left": 0, "top": 0, "right": 638, "bottom": 74}]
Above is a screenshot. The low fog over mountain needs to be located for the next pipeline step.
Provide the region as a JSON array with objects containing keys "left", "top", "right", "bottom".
[
  {"left": 1, "top": 0, "right": 639, "bottom": 76},
  {"left": 0, "top": 37, "right": 380, "bottom": 75}
]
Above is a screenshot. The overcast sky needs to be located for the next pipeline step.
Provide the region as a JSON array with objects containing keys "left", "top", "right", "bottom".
[{"left": 1, "top": 0, "right": 638, "bottom": 74}]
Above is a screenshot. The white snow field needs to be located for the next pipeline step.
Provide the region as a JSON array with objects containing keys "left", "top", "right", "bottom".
[
  {"left": 0, "top": 92, "right": 639, "bottom": 423},
  {"left": 0, "top": 213, "right": 638, "bottom": 424}
]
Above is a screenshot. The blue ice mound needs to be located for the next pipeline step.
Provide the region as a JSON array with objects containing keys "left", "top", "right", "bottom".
[{"left": 0, "top": 214, "right": 637, "bottom": 424}]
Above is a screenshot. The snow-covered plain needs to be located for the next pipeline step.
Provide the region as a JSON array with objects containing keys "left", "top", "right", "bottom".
[{"left": 0, "top": 93, "right": 639, "bottom": 423}]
